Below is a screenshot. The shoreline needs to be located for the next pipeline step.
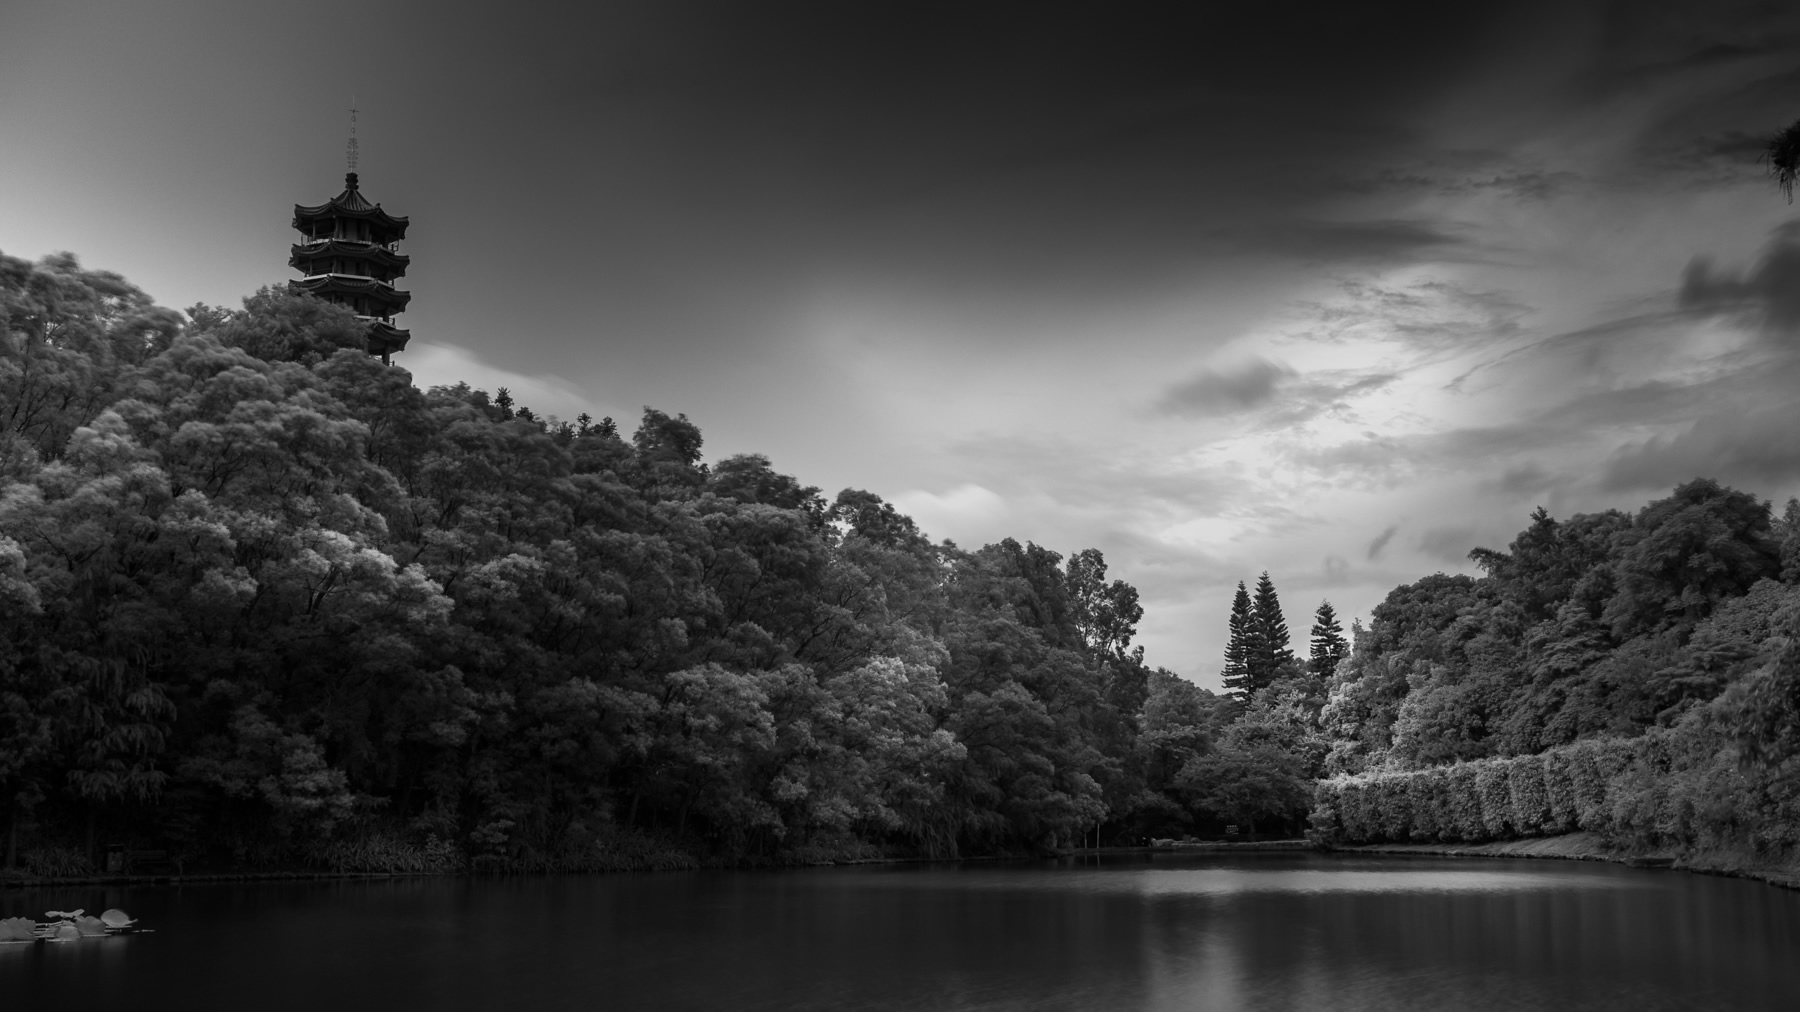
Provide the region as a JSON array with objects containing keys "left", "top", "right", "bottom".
[
  {"left": 8, "top": 834, "right": 1800, "bottom": 892},
  {"left": 1328, "top": 832, "right": 1800, "bottom": 891}
]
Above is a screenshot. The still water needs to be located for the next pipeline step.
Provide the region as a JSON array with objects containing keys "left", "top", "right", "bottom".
[{"left": 4, "top": 852, "right": 1798, "bottom": 1010}]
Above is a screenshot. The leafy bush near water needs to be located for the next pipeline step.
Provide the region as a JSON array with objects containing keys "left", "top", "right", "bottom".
[
  {"left": 1313, "top": 714, "right": 1800, "bottom": 854},
  {"left": 20, "top": 845, "right": 91, "bottom": 878}
]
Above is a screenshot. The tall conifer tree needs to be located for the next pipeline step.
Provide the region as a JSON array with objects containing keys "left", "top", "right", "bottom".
[
  {"left": 1249, "top": 571, "right": 1293, "bottom": 692},
  {"left": 1222, "top": 582, "right": 1253, "bottom": 699},
  {"left": 1308, "top": 599, "right": 1348, "bottom": 679}
]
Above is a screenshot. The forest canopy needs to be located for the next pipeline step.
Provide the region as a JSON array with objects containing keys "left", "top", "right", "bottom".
[{"left": 5, "top": 249, "right": 1800, "bottom": 875}]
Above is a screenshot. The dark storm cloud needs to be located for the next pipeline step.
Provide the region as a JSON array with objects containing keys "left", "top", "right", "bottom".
[
  {"left": 1157, "top": 359, "right": 1294, "bottom": 417},
  {"left": 1679, "top": 223, "right": 1800, "bottom": 344},
  {"left": 1366, "top": 526, "right": 1399, "bottom": 561},
  {"left": 1601, "top": 404, "right": 1800, "bottom": 494}
]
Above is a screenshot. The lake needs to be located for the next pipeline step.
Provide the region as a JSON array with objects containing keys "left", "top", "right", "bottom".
[{"left": 4, "top": 852, "right": 1798, "bottom": 1010}]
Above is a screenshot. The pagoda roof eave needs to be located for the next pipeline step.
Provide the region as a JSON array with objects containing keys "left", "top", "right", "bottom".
[
  {"left": 290, "top": 276, "right": 413, "bottom": 311},
  {"left": 291, "top": 202, "right": 410, "bottom": 232},
  {"left": 288, "top": 241, "right": 410, "bottom": 269},
  {"left": 366, "top": 322, "right": 411, "bottom": 356}
]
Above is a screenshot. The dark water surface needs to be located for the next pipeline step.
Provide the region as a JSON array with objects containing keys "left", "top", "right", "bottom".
[{"left": 4, "top": 852, "right": 1798, "bottom": 1010}]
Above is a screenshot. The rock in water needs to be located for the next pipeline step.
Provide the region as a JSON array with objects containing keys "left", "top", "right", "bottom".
[{"left": 100, "top": 908, "right": 136, "bottom": 928}]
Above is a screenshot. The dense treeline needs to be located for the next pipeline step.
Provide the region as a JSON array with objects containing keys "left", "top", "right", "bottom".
[
  {"left": 1312, "top": 479, "right": 1800, "bottom": 858},
  {"left": 0, "top": 251, "right": 1318, "bottom": 875},
  {"left": 14, "top": 250, "right": 1794, "bottom": 877}
]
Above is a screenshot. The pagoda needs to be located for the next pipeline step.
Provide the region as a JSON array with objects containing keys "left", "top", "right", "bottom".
[{"left": 289, "top": 112, "right": 411, "bottom": 362}]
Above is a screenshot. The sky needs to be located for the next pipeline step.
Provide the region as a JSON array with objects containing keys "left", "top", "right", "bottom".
[{"left": 5, "top": 1, "right": 1800, "bottom": 689}]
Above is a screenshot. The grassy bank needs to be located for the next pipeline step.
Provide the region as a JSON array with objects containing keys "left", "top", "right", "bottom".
[{"left": 1331, "top": 831, "right": 1800, "bottom": 891}]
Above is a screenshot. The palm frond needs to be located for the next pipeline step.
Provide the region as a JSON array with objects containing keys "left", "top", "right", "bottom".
[{"left": 1765, "top": 120, "right": 1800, "bottom": 204}]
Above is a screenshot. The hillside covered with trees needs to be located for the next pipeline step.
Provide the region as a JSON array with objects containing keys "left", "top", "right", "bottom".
[
  {"left": 6, "top": 249, "right": 1800, "bottom": 877},
  {"left": 0, "top": 251, "right": 1325, "bottom": 875}
]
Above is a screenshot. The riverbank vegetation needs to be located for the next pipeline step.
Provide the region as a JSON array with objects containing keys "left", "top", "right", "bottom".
[
  {"left": 1311, "top": 481, "right": 1800, "bottom": 869},
  {"left": 1, "top": 251, "right": 1321, "bottom": 876},
  {"left": 8, "top": 249, "right": 1800, "bottom": 877}
]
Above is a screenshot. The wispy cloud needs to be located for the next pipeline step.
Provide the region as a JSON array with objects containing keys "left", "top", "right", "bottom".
[
  {"left": 1679, "top": 222, "right": 1800, "bottom": 345},
  {"left": 1366, "top": 525, "right": 1399, "bottom": 561}
]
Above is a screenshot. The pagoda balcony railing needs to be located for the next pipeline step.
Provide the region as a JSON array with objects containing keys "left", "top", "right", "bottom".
[
  {"left": 296, "top": 236, "right": 401, "bottom": 253},
  {"left": 299, "top": 272, "right": 403, "bottom": 290},
  {"left": 355, "top": 314, "right": 398, "bottom": 326}
]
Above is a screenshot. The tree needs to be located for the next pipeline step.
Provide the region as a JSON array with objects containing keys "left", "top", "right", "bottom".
[
  {"left": 1249, "top": 571, "right": 1294, "bottom": 692},
  {"left": 1602, "top": 478, "right": 1780, "bottom": 639},
  {"left": 1767, "top": 118, "right": 1800, "bottom": 203},
  {"left": 1222, "top": 582, "right": 1253, "bottom": 699},
  {"left": 1065, "top": 549, "right": 1144, "bottom": 659},
  {"left": 1173, "top": 745, "right": 1308, "bottom": 840},
  {"left": 1308, "top": 600, "right": 1348, "bottom": 679}
]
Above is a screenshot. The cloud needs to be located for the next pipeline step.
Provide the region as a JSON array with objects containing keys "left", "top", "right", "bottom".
[
  {"left": 403, "top": 341, "right": 599, "bottom": 423},
  {"left": 889, "top": 484, "right": 1009, "bottom": 546},
  {"left": 1357, "top": 162, "right": 1583, "bottom": 202},
  {"left": 1156, "top": 357, "right": 1295, "bottom": 417},
  {"left": 1600, "top": 404, "right": 1800, "bottom": 495},
  {"left": 1366, "top": 525, "right": 1399, "bottom": 561},
  {"left": 1226, "top": 218, "right": 1466, "bottom": 265},
  {"left": 1323, "top": 555, "right": 1352, "bottom": 586},
  {"left": 1418, "top": 525, "right": 1478, "bottom": 564},
  {"left": 1494, "top": 462, "right": 1557, "bottom": 496},
  {"left": 1678, "top": 222, "right": 1800, "bottom": 345},
  {"left": 1265, "top": 371, "right": 1401, "bottom": 427}
]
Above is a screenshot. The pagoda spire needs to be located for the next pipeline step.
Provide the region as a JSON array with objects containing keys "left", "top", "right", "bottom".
[
  {"left": 289, "top": 106, "right": 412, "bottom": 364},
  {"left": 346, "top": 99, "right": 359, "bottom": 174}
]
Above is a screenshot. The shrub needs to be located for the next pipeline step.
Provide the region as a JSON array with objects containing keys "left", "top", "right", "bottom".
[
  {"left": 1475, "top": 762, "right": 1514, "bottom": 839},
  {"left": 1507, "top": 754, "right": 1550, "bottom": 836},
  {"left": 1338, "top": 780, "right": 1370, "bottom": 842},
  {"left": 1445, "top": 764, "right": 1485, "bottom": 841},
  {"left": 21, "top": 846, "right": 91, "bottom": 878},
  {"left": 1407, "top": 767, "right": 1446, "bottom": 841},
  {"left": 1541, "top": 748, "right": 1578, "bottom": 833},
  {"left": 1308, "top": 781, "right": 1344, "bottom": 844},
  {"left": 1376, "top": 774, "right": 1414, "bottom": 842},
  {"left": 1567, "top": 740, "right": 1612, "bottom": 833}
]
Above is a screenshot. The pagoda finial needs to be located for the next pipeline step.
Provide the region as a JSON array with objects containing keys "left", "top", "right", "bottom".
[{"left": 346, "top": 98, "right": 359, "bottom": 176}]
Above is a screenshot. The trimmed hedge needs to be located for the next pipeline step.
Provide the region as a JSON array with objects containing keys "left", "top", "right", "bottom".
[{"left": 1311, "top": 723, "right": 1800, "bottom": 855}]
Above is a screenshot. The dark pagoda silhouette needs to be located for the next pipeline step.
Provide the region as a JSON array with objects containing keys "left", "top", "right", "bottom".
[{"left": 289, "top": 108, "right": 411, "bottom": 363}]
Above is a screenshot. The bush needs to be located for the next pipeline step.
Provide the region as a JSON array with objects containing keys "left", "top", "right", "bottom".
[
  {"left": 1337, "top": 781, "right": 1370, "bottom": 842},
  {"left": 1542, "top": 749, "right": 1578, "bottom": 833},
  {"left": 308, "top": 832, "right": 464, "bottom": 874},
  {"left": 1407, "top": 767, "right": 1446, "bottom": 841},
  {"left": 1474, "top": 763, "right": 1513, "bottom": 839},
  {"left": 1507, "top": 754, "right": 1550, "bottom": 836},
  {"left": 1376, "top": 775, "right": 1414, "bottom": 841},
  {"left": 1308, "top": 781, "right": 1344, "bottom": 844},
  {"left": 1314, "top": 720, "right": 1800, "bottom": 858},
  {"left": 21, "top": 846, "right": 91, "bottom": 878},
  {"left": 1445, "top": 764, "right": 1485, "bottom": 841}
]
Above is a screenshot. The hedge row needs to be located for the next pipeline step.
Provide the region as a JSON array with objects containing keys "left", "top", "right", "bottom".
[{"left": 1311, "top": 723, "right": 1800, "bottom": 854}]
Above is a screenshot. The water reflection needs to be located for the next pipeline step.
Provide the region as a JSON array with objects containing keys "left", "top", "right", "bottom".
[{"left": 2, "top": 853, "right": 1797, "bottom": 1010}]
